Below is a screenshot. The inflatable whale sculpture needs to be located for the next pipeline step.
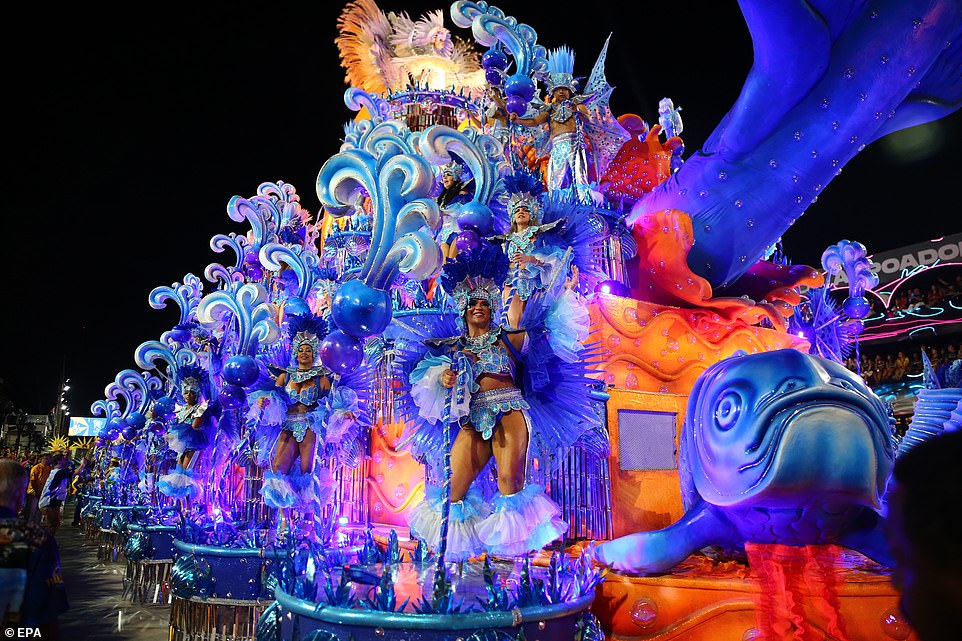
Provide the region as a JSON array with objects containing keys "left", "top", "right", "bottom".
[{"left": 596, "top": 349, "right": 896, "bottom": 573}]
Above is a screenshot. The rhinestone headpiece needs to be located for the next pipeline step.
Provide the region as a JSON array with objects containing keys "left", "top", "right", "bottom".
[
  {"left": 291, "top": 330, "right": 321, "bottom": 363},
  {"left": 452, "top": 278, "right": 502, "bottom": 321},
  {"left": 441, "top": 162, "right": 464, "bottom": 181},
  {"left": 180, "top": 377, "right": 201, "bottom": 395},
  {"left": 507, "top": 192, "right": 541, "bottom": 222}
]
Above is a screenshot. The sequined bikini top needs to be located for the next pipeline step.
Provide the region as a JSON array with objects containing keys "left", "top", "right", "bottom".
[
  {"left": 506, "top": 226, "right": 538, "bottom": 257},
  {"left": 460, "top": 329, "right": 515, "bottom": 379},
  {"left": 285, "top": 366, "right": 330, "bottom": 407},
  {"left": 175, "top": 401, "right": 207, "bottom": 423}
]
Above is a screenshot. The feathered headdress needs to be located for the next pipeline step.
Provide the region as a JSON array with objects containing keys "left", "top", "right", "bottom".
[
  {"left": 546, "top": 46, "right": 578, "bottom": 94},
  {"left": 503, "top": 168, "right": 545, "bottom": 222},
  {"left": 177, "top": 364, "right": 208, "bottom": 400},
  {"left": 411, "top": 10, "right": 453, "bottom": 57},
  {"left": 287, "top": 313, "right": 329, "bottom": 364},
  {"left": 440, "top": 246, "right": 508, "bottom": 329}
]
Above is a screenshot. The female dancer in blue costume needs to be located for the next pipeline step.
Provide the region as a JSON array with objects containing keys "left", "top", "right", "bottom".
[
  {"left": 437, "top": 162, "right": 473, "bottom": 262},
  {"left": 157, "top": 365, "right": 217, "bottom": 503},
  {"left": 499, "top": 191, "right": 564, "bottom": 326},
  {"left": 250, "top": 314, "right": 357, "bottom": 535},
  {"left": 406, "top": 248, "right": 590, "bottom": 560}
]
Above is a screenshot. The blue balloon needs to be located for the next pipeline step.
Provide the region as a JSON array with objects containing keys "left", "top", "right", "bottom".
[
  {"left": 331, "top": 280, "right": 393, "bottom": 338},
  {"left": 842, "top": 296, "right": 871, "bottom": 320},
  {"left": 320, "top": 330, "right": 363, "bottom": 375},
  {"left": 482, "top": 48, "right": 509, "bottom": 71},
  {"left": 126, "top": 411, "right": 147, "bottom": 430},
  {"left": 153, "top": 396, "right": 176, "bottom": 419},
  {"left": 504, "top": 73, "right": 535, "bottom": 101},
  {"left": 107, "top": 417, "right": 125, "bottom": 434},
  {"left": 456, "top": 201, "right": 495, "bottom": 235},
  {"left": 121, "top": 425, "right": 138, "bottom": 441},
  {"left": 223, "top": 355, "right": 260, "bottom": 388},
  {"left": 283, "top": 296, "right": 310, "bottom": 318},
  {"left": 219, "top": 384, "right": 247, "bottom": 410},
  {"left": 168, "top": 327, "right": 191, "bottom": 343}
]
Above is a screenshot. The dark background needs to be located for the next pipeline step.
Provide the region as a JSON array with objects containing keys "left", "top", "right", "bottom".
[{"left": 3, "top": 2, "right": 958, "bottom": 419}]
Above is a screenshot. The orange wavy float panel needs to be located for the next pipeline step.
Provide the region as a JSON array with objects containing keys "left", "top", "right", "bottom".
[
  {"left": 594, "top": 549, "right": 916, "bottom": 641},
  {"left": 588, "top": 294, "right": 809, "bottom": 395},
  {"left": 367, "top": 421, "right": 424, "bottom": 529}
]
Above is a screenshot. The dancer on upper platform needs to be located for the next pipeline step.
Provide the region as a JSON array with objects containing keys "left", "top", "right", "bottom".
[{"left": 510, "top": 48, "right": 591, "bottom": 201}]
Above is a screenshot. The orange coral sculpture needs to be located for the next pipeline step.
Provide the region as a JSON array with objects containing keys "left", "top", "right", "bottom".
[{"left": 588, "top": 208, "right": 823, "bottom": 394}]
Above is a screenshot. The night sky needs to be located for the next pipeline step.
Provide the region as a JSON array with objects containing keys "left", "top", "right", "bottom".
[{"left": 4, "top": 2, "right": 959, "bottom": 419}]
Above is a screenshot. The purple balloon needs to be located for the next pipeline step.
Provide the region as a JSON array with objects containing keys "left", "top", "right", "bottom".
[
  {"left": 504, "top": 73, "right": 535, "bottom": 101},
  {"left": 505, "top": 94, "right": 528, "bottom": 117},
  {"left": 331, "top": 280, "right": 393, "bottom": 338},
  {"left": 482, "top": 48, "right": 509, "bottom": 71},
  {"left": 455, "top": 229, "right": 481, "bottom": 254},
  {"left": 148, "top": 420, "right": 166, "bottom": 435},
  {"left": 456, "top": 201, "right": 495, "bottom": 235},
  {"left": 485, "top": 68, "right": 503, "bottom": 86},
  {"left": 223, "top": 355, "right": 259, "bottom": 388},
  {"left": 845, "top": 318, "right": 865, "bottom": 335},
  {"left": 104, "top": 428, "right": 120, "bottom": 442},
  {"left": 244, "top": 248, "right": 261, "bottom": 266},
  {"left": 246, "top": 264, "right": 264, "bottom": 281},
  {"left": 320, "top": 330, "right": 364, "bottom": 375},
  {"left": 219, "top": 384, "right": 247, "bottom": 410}
]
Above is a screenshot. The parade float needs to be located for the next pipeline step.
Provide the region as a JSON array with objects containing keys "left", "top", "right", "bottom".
[{"left": 76, "top": 1, "right": 962, "bottom": 640}]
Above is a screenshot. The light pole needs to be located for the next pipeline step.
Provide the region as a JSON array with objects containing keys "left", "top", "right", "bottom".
[{"left": 55, "top": 378, "right": 70, "bottom": 439}]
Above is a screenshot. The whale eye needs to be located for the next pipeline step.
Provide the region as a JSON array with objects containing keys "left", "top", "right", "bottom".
[
  {"left": 830, "top": 377, "right": 857, "bottom": 392},
  {"left": 713, "top": 391, "right": 741, "bottom": 431},
  {"left": 776, "top": 377, "right": 806, "bottom": 394}
]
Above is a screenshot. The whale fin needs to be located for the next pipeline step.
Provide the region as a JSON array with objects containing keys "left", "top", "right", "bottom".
[{"left": 596, "top": 499, "right": 740, "bottom": 574}]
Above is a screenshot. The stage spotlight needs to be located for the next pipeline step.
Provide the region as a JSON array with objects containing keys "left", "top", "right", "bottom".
[{"left": 595, "top": 280, "right": 630, "bottom": 297}]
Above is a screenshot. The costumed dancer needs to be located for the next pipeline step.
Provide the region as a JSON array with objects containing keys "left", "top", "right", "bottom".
[
  {"left": 436, "top": 162, "right": 473, "bottom": 262},
  {"left": 157, "top": 365, "right": 217, "bottom": 503},
  {"left": 493, "top": 183, "right": 566, "bottom": 326},
  {"left": 247, "top": 313, "right": 358, "bottom": 536},
  {"left": 403, "top": 246, "right": 595, "bottom": 560},
  {"left": 511, "top": 47, "right": 591, "bottom": 201}
]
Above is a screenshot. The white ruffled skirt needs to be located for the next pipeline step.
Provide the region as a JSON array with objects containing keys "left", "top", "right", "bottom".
[
  {"left": 408, "top": 486, "right": 491, "bottom": 562},
  {"left": 476, "top": 484, "right": 568, "bottom": 557},
  {"left": 408, "top": 483, "right": 568, "bottom": 559}
]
